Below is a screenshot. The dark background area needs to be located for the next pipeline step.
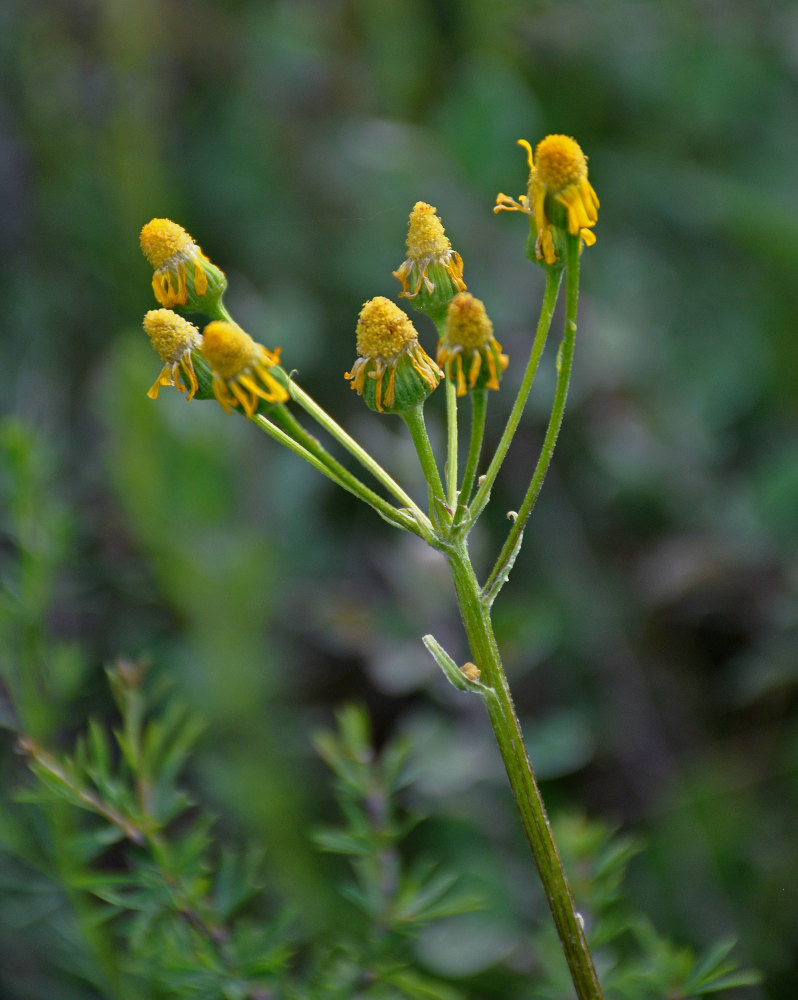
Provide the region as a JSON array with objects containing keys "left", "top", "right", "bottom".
[{"left": 1, "top": 0, "right": 797, "bottom": 996}]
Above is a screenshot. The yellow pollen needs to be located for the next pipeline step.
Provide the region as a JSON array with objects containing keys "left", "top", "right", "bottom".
[
  {"left": 461, "top": 662, "right": 481, "bottom": 682},
  {"left": 355, "top": 297, "right": 419, "bottom": 360},
  {"left": 140, "top": 219, "right": 196, "bottom": 270},
  {"left": 445, "top": 293, "right": 493, "bottom": 350},
  {"left": 534, "top": 135, "right": 587, "bottom": 194},
  {"left": 405, "top": 202, "right": 452, "bottom": 260},
  {"left": 202, "top": 321, "right": 259, "bottom": 380},
  {"left": 143, "top": 309, "right": 201, "bottom": 363}
]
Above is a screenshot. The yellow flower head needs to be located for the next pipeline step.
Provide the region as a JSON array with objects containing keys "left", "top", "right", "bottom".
[
  {"left": 392, "top": 202, "right": 466, "bottom": 322},
  {"left": 140, "top": 218, "right": 227, "bottom": 309},
  {"left": 346, "top": 296, "right": 442, "bottom": 413},
  {"left": 437, "top": 293, "right": 508, "bottom": 396},
  {"left": 143, "top": 308, "right": 202, "bottom": 400},
  {"left": 494, "top": 135, "right": 599, "bottom": 265},
  {"left": 201, "top": 321, "right": 289, "bottom": 417}
]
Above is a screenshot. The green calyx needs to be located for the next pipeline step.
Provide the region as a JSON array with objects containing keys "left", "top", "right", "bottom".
[
  {"left": 405, "top": 260, "right": 464, "bottom": 326},
  {"left": 525, "top": 198, "right": 569, "bottom": 270},
  {"left": 185, "top": 258, "right": 228, "bottom": 313},
  {"left": 359, "top": 349, "right": 441, "bottom": 415},
  {"left": 189, "top": 350, "right": 215, "bottom": 400}
]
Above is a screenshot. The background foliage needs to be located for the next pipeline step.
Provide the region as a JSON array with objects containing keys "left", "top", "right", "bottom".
[{"left": 1, "top": 0, "right": 797, "bottom": 996}]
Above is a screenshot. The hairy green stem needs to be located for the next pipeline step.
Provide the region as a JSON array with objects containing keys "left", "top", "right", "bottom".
[
  {"left": 468, "top": 266, "right": 563, "bottom": 526},
  {"left": 400, "top": 403, "right": 450, "bottom": 531},
  {"left": 251, "top": 412, "right": 422, "bottom": 537},
  {"left": 445, "top": 368, "right": 459, "bottom": 510},
  {"left": 453, "top": 388, "right": 487, "bottom": 528},
  {"left": 269, "top": 406, "right": 428, "bottom": 539},
  {"left": 285, "top": 379, "right": 431, "bottom": 529},
  {"left": 447, "top": 542, "right": 604, "bottom": 1000},
  {"left": 484, "top": 235, "right": 580, "bottom": 597}
]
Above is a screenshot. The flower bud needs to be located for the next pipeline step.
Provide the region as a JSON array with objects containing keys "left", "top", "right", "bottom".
[
  {"left": 437, "top": 293, "right": 508, "bottom": 396},
  {"left": 345, "top": 297, "right": 442, "bottom": 413},
  {"left": 142, "top": 308, "right": 202, "bottom": 400},
  {"left": 201, "top": 321, "right": 289, "bottom": 417},
  {"left": 140, "top": 218, "right": 227, "bottom": 311},
  {"left": 392, "top": 203, "right": 466, "bottom": 324}
]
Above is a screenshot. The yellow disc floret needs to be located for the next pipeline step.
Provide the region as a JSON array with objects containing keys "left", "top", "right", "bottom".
[
  {"left": 140, "top": 219, "right": 196, "bottom": 270},
  {"left": 143, "top": 308, "right": 202, "bottom": 400},
  {"left": 355, "top": 295, "right": 418, "bottom": 360},
  {"left": 139, "top": 218, "right": 225, "bottom": 309},
  {"left": 346, "top": 297, "right": 442, "bottom": 413},
  {"left": 444, "top": 292, "right": 494, "bottom": 351},
  {"left": 405, "top": 202, "right": 452, "bottom": 261},
  {"left": 533, "top": 135, "right": 588, "bottom": 195},
  {"left": 201, "top": 321, "right": 289, "bottom": 417},
  {"left": 437, "top": 293, "right": 508, "bottom": 396},
  {"left": 494, "top": 135, "right": 599, "bottom": 265}
]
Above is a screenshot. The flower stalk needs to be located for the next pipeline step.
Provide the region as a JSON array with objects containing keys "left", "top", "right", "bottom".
[
  {"left": 466, "top": 266, "right": 562, "bottom": 528},
  {"left": 484, "top": 232, "right": 580, "bottom": 597},
  {"left": 252, "top": 409, "right": 422, "bottom": 536},
  {"left": 285, "top": 377, "right": 433, "bottom": 531},
  {"left": 400, "top": 403, "right": 450, "bottom": 531},
  {"left": 444, "top": 366, "right": 459, "bottom": 511},
  {"left": 453, "top": 387, "right": 488, "bottom": 525}
]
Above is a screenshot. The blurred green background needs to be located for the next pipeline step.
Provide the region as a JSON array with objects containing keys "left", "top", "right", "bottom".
[{"left": 2, "top": 0, "right": 797, "bottom": 996}]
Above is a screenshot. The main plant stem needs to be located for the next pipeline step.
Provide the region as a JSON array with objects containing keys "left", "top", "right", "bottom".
[{"left": 446, "top": 542, "right": 604, "bottom": 1000}]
